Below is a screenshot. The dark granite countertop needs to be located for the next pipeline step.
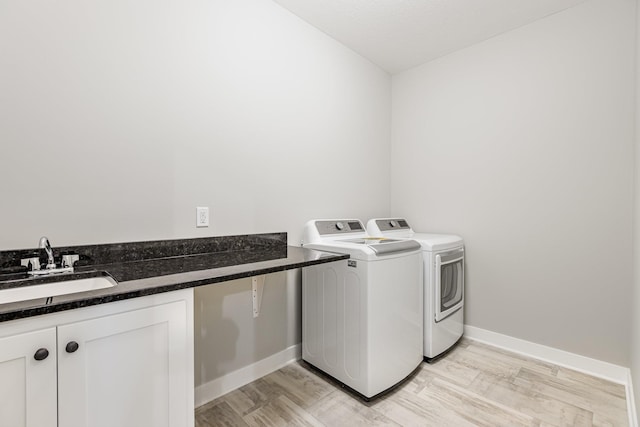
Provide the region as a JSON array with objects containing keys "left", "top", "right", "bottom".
[{"left": 0, "top": 233, "right": 348, "bottom": 322}]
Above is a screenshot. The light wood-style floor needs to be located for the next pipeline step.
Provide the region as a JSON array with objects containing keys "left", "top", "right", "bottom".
[{"left": 195, "top": 339, "right": 629, "bottom": 426}]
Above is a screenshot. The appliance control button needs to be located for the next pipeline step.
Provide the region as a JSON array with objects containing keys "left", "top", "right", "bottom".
[
  {"left": 389, "top": 220, "right": 397, "bottom": 228},
  {"left": 336, "top": 222, "right": 344, "bottom": 231}
]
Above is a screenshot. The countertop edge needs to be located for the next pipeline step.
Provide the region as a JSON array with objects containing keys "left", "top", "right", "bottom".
[{"left": 0, "top": 248, "right": 348, "bottom": 323}]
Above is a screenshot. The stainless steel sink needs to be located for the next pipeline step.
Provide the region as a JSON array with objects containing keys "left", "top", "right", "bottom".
[{"left": 0, "top": 276, "right": 117, "bottom": 305}]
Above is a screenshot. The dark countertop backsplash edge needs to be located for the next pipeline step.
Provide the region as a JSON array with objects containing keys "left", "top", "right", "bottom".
[
  {"left": 0, "top": 233, "right": 348, "bottom": 323},
  {"left": 0, "top": 232, "right": 287, "bottom": 271}
]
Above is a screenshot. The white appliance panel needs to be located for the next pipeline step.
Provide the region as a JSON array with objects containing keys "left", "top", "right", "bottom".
[{"left": 302, "top": 219, "right": 423, "bottom": 399}]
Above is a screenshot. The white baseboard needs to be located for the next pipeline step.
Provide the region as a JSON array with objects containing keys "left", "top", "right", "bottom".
[
  {"left": 627, "top": 370, "right": 638, "bottom": 427},
  {"left": 464, "top": 325, "right": 637, "bottom": 427},
  {"left": 195, "top": 344, "right": 301, "bottom": 408},
  {"left": 464, "top": 325, "right": 628, "bottom": 383}
]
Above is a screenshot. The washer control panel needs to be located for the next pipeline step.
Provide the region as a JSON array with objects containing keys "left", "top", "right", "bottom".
[{"left": 315, "top": 220, "right": 364, "bottom": 235}]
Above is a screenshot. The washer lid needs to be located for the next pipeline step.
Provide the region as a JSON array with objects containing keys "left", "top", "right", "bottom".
[{"left": 341, "top": 238, "right": 421, "bottom": 255}]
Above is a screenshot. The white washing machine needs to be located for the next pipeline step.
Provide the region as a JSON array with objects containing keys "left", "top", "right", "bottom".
[
  {"left": 301, "top": 219, "right": 423, "bottom": 400},
  {"left": 367, "top": 218, "right": 464, "bottom": 361}
]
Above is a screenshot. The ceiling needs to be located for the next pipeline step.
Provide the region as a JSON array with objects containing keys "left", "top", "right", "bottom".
[{"left": 271, "top": 0, "right": 589, "bottom": 74}]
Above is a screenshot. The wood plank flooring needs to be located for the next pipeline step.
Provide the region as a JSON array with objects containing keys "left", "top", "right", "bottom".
[{"left": 195, "top": 339, "right": 629, "bottom": 426}]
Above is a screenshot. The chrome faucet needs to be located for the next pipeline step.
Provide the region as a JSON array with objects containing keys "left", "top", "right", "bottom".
[
  {"left": 39, "top": 236, "right": 56, "bottom": 269},
  {"left": 22, "top": 236, "right": 75, "bottom": 276}
]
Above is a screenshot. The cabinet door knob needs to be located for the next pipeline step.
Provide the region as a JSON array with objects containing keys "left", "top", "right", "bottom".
[
  {"left": 34, "top": 348, "right": 49, "bottom": 361},
  {"left": 65, "top": 341, "right": 79, "bottom": 353}
]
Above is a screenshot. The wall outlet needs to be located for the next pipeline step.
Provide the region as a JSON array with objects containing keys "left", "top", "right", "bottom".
[{"left": 196, "top": 207, "right": 209, "bottom": 227}]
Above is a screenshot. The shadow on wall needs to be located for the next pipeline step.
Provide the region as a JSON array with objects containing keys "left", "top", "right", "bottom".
[
  {"left": 193, "top": 271, "right": 297, "bottom": 387},
  {"left": 194, "top": 283, "right": 242, "bottom": 385}
]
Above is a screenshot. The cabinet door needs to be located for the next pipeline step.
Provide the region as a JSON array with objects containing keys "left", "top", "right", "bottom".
[
  {"left": 0, "top": 328, "right": 57, "bottom": 427},
  {"left": 57, "top": 300, "right": 191, "bottom": 427}
]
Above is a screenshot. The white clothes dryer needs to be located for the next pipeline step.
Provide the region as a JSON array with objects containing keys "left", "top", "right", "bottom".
[
  {"left": 301, "top": 219, "right": 423, "bottom": 400},
  {"left": 367, "top": 218, "right": 464, "bottom": 361}
]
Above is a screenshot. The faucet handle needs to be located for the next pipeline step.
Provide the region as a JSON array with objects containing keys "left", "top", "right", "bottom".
[
  {"left": 21, "top": 257, "right": 41, "bottom": 271},
  {"left": 61, "top": 254, "right": 79, "bottom": 268}
]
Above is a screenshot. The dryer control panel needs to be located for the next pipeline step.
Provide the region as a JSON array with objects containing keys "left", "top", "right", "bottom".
[{"left": 374, "top": 218, "right": 411, "bottom": 232}]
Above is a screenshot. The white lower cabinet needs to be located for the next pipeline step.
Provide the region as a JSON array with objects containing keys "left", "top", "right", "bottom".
[
  {"left": 0, "top": 289, "right": 194, "bottom": 427},
  {"left": 0, "top": 327, "right": 57, "bottom": 427}
]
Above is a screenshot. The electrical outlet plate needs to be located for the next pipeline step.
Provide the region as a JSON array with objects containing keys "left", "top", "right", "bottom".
[{"left": 196, "top": 207, "right": 209, "bottom": 227}]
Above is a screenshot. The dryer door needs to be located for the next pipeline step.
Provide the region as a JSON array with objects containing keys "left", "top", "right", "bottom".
[{"left": 435, "top": 248, "right": 464, "bottom": 322}]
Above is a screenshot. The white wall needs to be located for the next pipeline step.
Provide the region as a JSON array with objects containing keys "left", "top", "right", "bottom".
[
  {"left": 0, "top": 0, "right": 391, "bottom": 388},
  {"left": 391, "top": 0, "right": 636, "bottom": 366},
  {"left": 0, "top": 0, "right": 390, "bottom": 250},
  {"left": 631, "top": 0, "right": 640, "bottom": 416}
]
